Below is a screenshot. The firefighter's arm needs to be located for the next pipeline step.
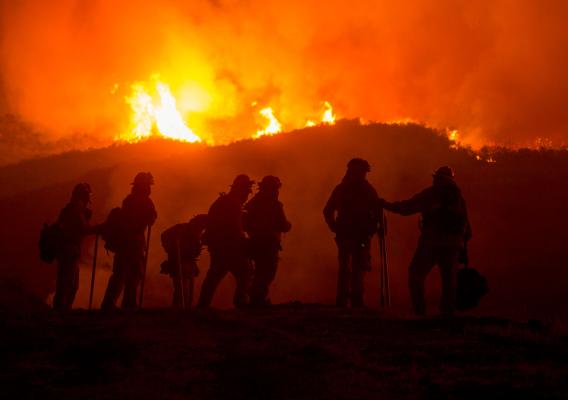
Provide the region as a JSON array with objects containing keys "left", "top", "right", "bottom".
[
  {"left": 148, "top": 203, "right": 158, "bottom": 226},
  {"left": 323, "top": 187, "right": 339, "bottom": 232},
  {"left": 277, "top": 203, "right": 292, "bottom": 233},
  {"left": 384, "top": 189, "right": 429, "bottom": 216}
]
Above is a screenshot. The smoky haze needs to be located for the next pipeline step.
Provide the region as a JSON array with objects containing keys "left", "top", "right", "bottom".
[
  {"left": 1, "top": 0, "right": 568, "bottom": 155},
  {"left": 1, "top": 123, "right": 566, "bottom": 319}
]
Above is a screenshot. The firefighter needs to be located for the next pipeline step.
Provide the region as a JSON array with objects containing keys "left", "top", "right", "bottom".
[
  {"left": 101, "top": 172, "right": 157, "bottom": 310},
  {"left": 197, "top": 174, "right": 254, "bottom": 309},
  {"left": 324, "top": 158, "right": 382, "bottom": 308},
  {"left": 384, "top": 166, "right": 472, "bottom": 316},
  {"left": 245, "top": 176, "right": 291, "bottom": 306},
  {"left": 53, "top": 183, "right": 94, "bottom": 310},
  {"left": 160, "top": 214, "right": 208, "bottom": 308}
]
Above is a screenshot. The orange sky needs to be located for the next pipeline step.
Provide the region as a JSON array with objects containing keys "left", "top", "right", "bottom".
[{"left": 1, "top": 0, "right": 567, "bottom": 149}]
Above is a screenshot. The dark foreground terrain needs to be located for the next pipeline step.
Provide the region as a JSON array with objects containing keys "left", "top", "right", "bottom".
[{"left": 2, "top": 303, "right": 567, "bottom": 399}]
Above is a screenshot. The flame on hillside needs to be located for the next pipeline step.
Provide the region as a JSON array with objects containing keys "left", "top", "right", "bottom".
[
  {"left": 306, "top": 101, "right": 336, "bottom": 127},
  {"left": 114, "top": 76, "right": 492, "bottom": 165},
  {"left": 322, "top": 101, "right": 336, "bottom": 125},
  {"left": 255, "top": 107, "right": 282, "bottom": 138},
  {"left": 117, "top": 77, "right": 342, "bottom": 143},
  {"left": 117, "top": 79, "right": 201, "bottom": 143}
]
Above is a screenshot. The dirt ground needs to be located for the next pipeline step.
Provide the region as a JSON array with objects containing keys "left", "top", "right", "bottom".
[{"left": 2, "top": 303, "right": 567, "bottom": 399}]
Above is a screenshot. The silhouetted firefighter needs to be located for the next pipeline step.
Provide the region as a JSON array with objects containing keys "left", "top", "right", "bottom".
[
  {"left": 101, "top": 172, "right": 157, "bottom": 310},
  {"left": 160, "top": 214, "right": 208, "bottom": 309},
  {"left": 50, "top": 183, "right": 96, "bottom": 310},
  {"left": 245, "top": 176, "right": 292, "bottom": 306},
  {"left": 324, "top": 158, "right": 382, "bottom": 308},
  {"left": 384, "top": 166, "right": 472, "bottom": 316},
  {"left": 197, "top": 175, "right": 254, "bottom": 308}
]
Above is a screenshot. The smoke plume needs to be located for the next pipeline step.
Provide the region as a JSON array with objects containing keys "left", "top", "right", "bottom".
[{"left": 1, "top": 0, "right": 568, "bottom": 153}]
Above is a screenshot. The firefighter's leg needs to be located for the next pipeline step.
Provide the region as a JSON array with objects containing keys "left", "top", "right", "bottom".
[
  {"left": 250, "top": 251, "right": 278, "bottom": 305},
  {"left": 182, "top": 278, "right": 192, "bottom": 309},
  {"left": 67, "top": 261, "right": 80, "bottom": 309},
  {"left": 197, "top": 252, "right": 228, "bottom": 308},
  {"left": 172, "top": 274, "right": 182, "bottom": 308},
  {"left": 335, "top": 238, "right": 351, "bottom": 307},
  {"left": 53, "top": 258, "right": 73, "bottom": 310},
  {"left": 122, "top": 255, "right": 142, "bottom": 309},
  {"left": 185, "top": 261, "right": 198, "bottom": 309},
  {"left": 408, "top": 242, "right": 437, "bottom": 316},
  {"left": 101, "top": 254, "right": 126, "bottom": 310},
  {"left": 351, "top": 242, "right": 370, "bottom": 308},
  {"left": 438, "top": 246, "right": 460, "bottom": 315},
  {"left": 231, "top": 256, "right": 252, "bottom": 308}
]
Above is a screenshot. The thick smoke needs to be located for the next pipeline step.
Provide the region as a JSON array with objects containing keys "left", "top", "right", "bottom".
[{"left": 1, "top": 0, "right": 568, "bottom": 151}]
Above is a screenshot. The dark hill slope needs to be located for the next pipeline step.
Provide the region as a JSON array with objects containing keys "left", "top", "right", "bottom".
[{"left": 0, "top": 122, "right": 566, "bottom": 318}]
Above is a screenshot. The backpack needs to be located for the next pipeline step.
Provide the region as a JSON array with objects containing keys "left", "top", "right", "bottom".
[
  {"left": 38, "top": 222, "right": 63, "bottom": 263},
  {"left": 457, "top": 266, "right": 489, "bottom": 311},
  {"left": 100, "top": 207, "right": 126, "bottom": 252}
]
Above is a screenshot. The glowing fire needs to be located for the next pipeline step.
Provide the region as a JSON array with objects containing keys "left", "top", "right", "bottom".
[
  {"left": 117, "top": 74, "right": 343, "bottom": 144},
  {"left": 306, "top": 101, "right": 336, "bottom": 127},
  {"left": 119, "top": 79, "right": 201, "bottom": 143},
  {"left": 448, "top": 129, "right": 459, "bottom": 149},
  {"left": 256, "top": 107, "right": 282, "bottom": 138},
  {"left": 322, "top": 101, "right": 336, "bottom": 124}
]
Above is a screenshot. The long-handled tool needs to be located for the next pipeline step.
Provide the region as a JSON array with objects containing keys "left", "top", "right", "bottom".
[
  {"left": 176, "top": 238, "right": 186, "bottom": 309},
  {"left": 187, "top": 266, "right": 195, "bottom": 309},
  {"left": 88, "top": 234, "right": 99, "bottom": 310},
  {"left": 378, "top": 211, "right": 391, "bottom": 308},
  {"left": 139, "top": 225, "right": 152, "bottom": 308}
]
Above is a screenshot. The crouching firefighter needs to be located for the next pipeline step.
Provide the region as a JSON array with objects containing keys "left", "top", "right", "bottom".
[
  {"left": 197, "top": 174, "right": 254, "bottom": 309},
  {"left": 160, "top": 214, "right": 208, "bottom": 309},
  {"left": 324, "top": 158, "right": 382, "bottom": 308},
  {"left": 245, "top": 176, "right": 292, "bottom": 307},
  {"left": 101, "top": 172, "right": 157, "bottom": 310},
  {"left": 384, "top": 166, "right": 472, "bottom": 316}
]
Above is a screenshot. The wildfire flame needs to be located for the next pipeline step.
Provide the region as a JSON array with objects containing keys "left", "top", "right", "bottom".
[
  {"left": 322, "top": 101, "right": 336, "bottom": 125},
  {"left": 119, "top": 79, "right": 201, "bottom": 143},
  {"left": 117, "top": 74, "right": 344, "bottom": 144},
  {"left": 256, "top": 107, "right": 282, "bottom": 138},
  {"left": 306, "top": 101, "right": 336, "bottom": 127},
  {"left": 448, "top": 129, "right": 459, "bottom": 149}
]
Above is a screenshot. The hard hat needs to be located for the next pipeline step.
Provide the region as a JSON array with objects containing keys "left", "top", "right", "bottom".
[
  {"left": 189, "top": 214, "right": 208, "bottom": 229},
  {"left": 131, "top": 172, "right": 154, "bottom": 187},
  {"left": 433, "top": 166, "right": 455, "bottom": 180},
  {"left": 71, "top": 183, "right": 91, "bottom": 201},
  {"left": 259, "top": 175, "right": 282, "bottom": 190},
  {"left": 347, "top": 158, "right": 371, "bottom": 172},
  {"left": 231, "top": 174, "right": 255, "bottom": 189}
]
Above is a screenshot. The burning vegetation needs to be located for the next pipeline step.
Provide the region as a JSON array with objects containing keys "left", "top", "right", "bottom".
[
  {"left": 117, "top": 76, "right": 338, "bottom": 144},
  {"left": 2, "top": 0, "right": 568, "bottom": 155}
]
